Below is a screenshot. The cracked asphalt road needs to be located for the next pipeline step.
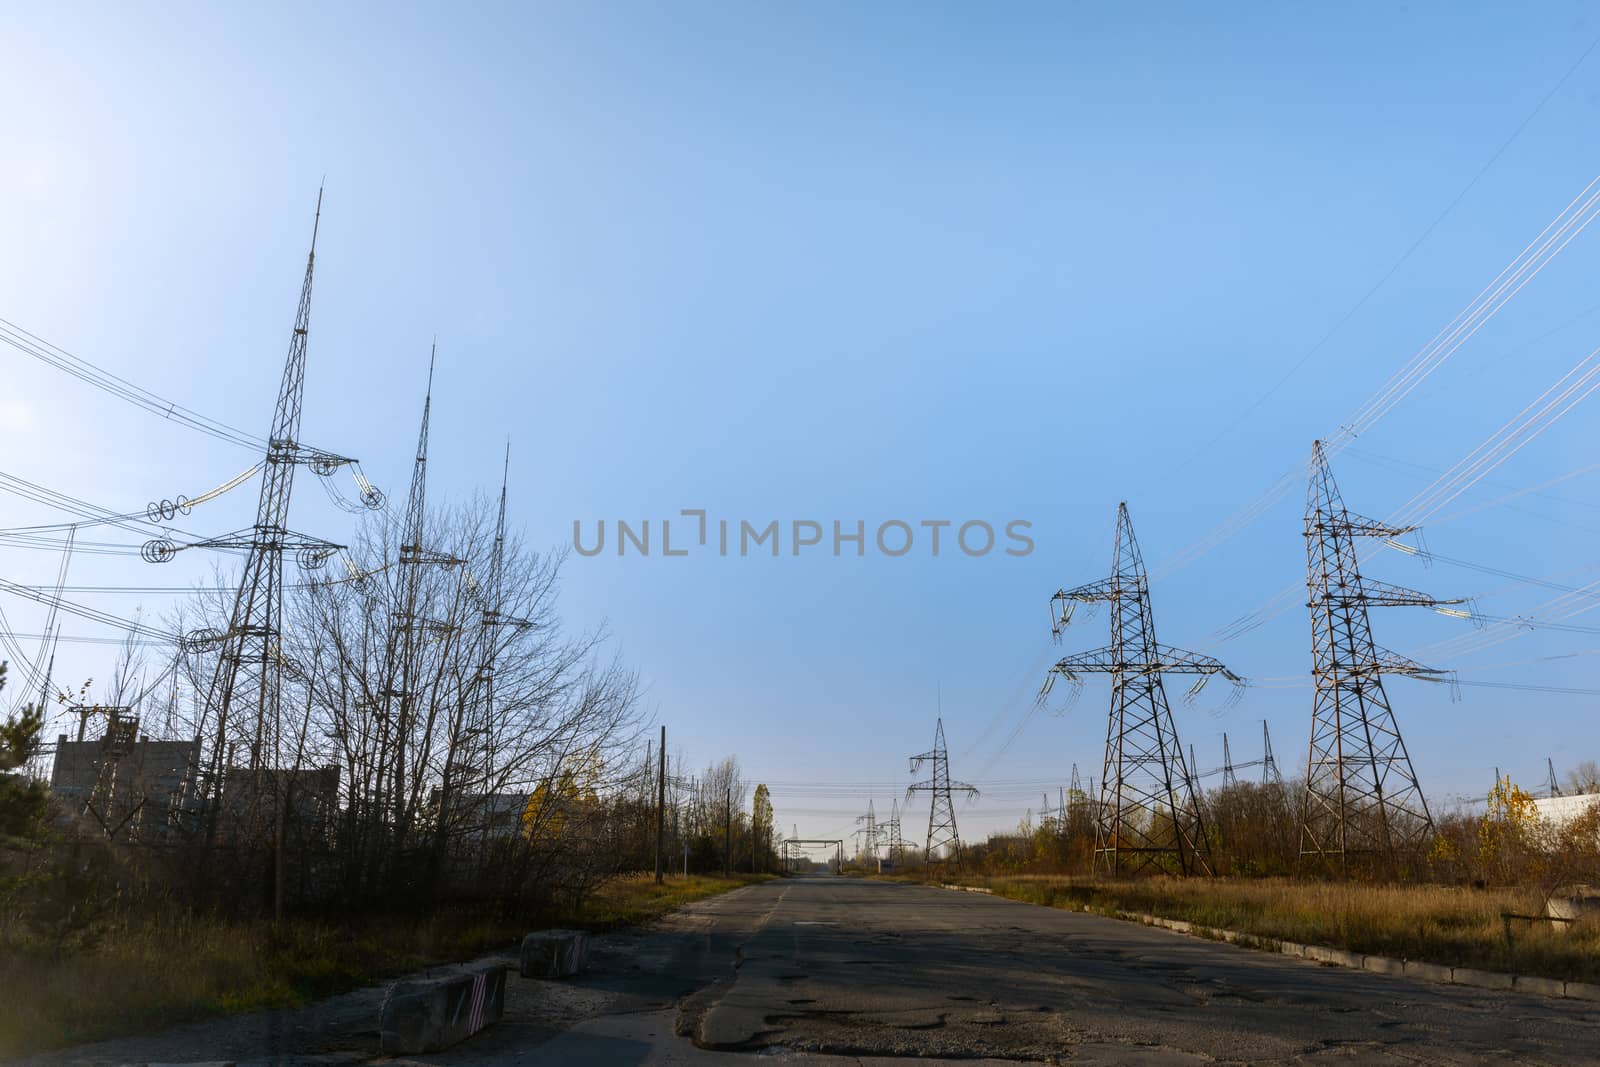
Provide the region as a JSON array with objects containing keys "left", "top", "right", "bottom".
[{"left": 23, "top": 876, "right": 1600, "bottom": 1065}]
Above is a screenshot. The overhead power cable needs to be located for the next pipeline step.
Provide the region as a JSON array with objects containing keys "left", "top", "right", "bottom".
[
  {"left": 1154, "top": 170, "right": 1600, "bottom": 583},
  {"left": 0, "top": 316, "right": 266, "bottom": 450}
]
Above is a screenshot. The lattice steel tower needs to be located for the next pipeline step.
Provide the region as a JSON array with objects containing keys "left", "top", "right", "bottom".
[
  {"left": 885, "top": 798, "right": 905, "bottom": 864},
  {"left": 854, "top": 799, "right": 880, "bottom": 863},
  {"left": 1045, "top": 503, "right": 1237, "bottom": 876},
  {"left": 907, "top": 718, "right": 977, "bottom": 869},
  {"left": 1261, "top": 720, "right": 1282, "bottom": 786},
  {"left": 171, "top": 192, "right": 356, "bottom": 856},
  {"left": 384, "top": 348, "right": 464, "bottom": 847},
  {"left": 1301, "top": 441, "right": 1453, "bottom": 870}
]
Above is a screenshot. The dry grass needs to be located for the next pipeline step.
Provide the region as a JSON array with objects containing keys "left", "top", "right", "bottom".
[
  {"left": 0, "top": 872, "right": 770, "bottom": 1058},
  {"left": 938, "top": 874, "right": 1600, "bottom": 983}
]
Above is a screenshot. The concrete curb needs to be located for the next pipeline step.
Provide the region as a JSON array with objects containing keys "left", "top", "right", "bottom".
[
  {"left": 935, "top": 885, "right": 1596, "bottom": 1004},
  {"left": 1119, "top": 907, "right": 1594, "bottom": 1000}
]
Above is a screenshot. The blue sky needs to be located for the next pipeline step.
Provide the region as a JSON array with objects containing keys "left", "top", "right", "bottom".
[{"left": 5, "top": 3, "right": 1600, "bottom": 842}]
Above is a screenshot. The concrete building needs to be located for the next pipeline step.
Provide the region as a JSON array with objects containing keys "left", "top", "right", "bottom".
[
  {"left": 1533, "top": 792, "right": 1600, "bottom": 832},
  {"left": 218, "top": 764, "right": 341, "bottom": 843},
  {"left": 50, "top": 718, "right": 202, "bottom": 841}
]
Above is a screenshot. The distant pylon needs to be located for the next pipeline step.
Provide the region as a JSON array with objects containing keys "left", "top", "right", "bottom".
[
  {"left": 886, "top": 799, "right": 905, "bottom": 863},
  {"left": 907, "top": 718, "right": 978, "bottom": 869},
  {"left": 854, "top": 799, "right": 880, "bottom": 862},
  {"left": 1068, "top": 762, "right": 1086, "bottom": 827},
  {"left": 1044, "top": 503, "right": 1236, "bottom": 876},
  {"left": 1301, "top": 441, "right": 1457, "bottom": 870},
  {"left": 1222, "top": 733, "right": 1237, "bottom": 789},
  {"left": 1261, "top": 720, "right": 1282, "bottom": 786},
  {"left": 1548, "top": 757, "right": 1561, "bottom": 798}
]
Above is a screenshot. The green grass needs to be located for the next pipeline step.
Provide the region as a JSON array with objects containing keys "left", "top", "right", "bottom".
[
  {"left": 927, "top": 873, "right": 1600, "bottom": 984},
  {"left": 0, "top": 872, "right": 770, "bottom": 1058}
]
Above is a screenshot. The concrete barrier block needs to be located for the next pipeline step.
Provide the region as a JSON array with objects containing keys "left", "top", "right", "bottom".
[
  {"left": 1166, "top": 919, "right": 1192, "bottom": 934},
  {"left": 380, "top": 963, "right": 508, "bottom": 1054},
  {"left": 1403, "top": 960, "right": 1452, "bottom": 984},
  {"left": 1450, "top": 967, "right": 1514, "bottom": 991},
  {"left": 1304, "top": 945, "right": 1364, "bottom": 969},
  {"left": 520, "top": 928, "right": 591, "bottom": 978},
  {"left": 1279, "top": 941, "right": 1306, "bottom": 958},
  {"left": 1363, "top": 955, "right": 1405, "bottom": 976},
  {"left": 1513, "top": 974, "right": 1566, "bottom": 998},
  {"left": 1561, "top": 980, "right": 1600, "bottom": 1001}
]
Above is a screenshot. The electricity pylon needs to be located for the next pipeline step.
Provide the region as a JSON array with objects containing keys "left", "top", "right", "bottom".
[
  {"left": 373, "top": 349, "right": 467, "bottom": 866},
  {"left": 452, "top": 446, "right": 532, "bottom": 842},
  {"left": 1261, "top": 720, "right": 1282, "bottom": 785},
  {"left": 1222, "top": 733, "right": 1237, "bottom": 789},
  {"left": 1044, "top": 503, "right": 1237, "bottom": 876},
  {"left": 884, "top": 799, "right": 905, "bottom": 864},
  {"left": 173, "top": 192, "right": 363, "bottom": 861},
  {"left": 854, "top": 799, "right": 881, "bottom": 863},
  {"left": 907, "top": 718, "right": 977, "bottom": 870},
  {"left": 1301, "top": 441, "right": 1457, "bottom": 871}
]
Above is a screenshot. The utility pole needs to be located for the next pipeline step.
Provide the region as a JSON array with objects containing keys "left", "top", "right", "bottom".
[
  {"left": 655, "top": 725, "right": 666, "bottom": 883},
  {"left": 907, "top": 718, "right": 977, "bottom": 871},
  {"left": 724, "top": 785, "right": 732, "bottom": 878},
  {"left": 1301, "top": 441, "right": 1452, "bottom": 872},
  {"left": 1044, "top": 503, "right": 1235, "bottom": 877}
]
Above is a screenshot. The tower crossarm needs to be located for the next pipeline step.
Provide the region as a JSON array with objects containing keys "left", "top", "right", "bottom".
[
  {"left": 906, "top": 778, "right": 979, "bottom": 800},
  {"left": 1048, "top": 644, "right": 1237, "bottom": 679},
  {"left": 146, "top": 528, "right": 344, "bottom": 569},
  {"left": 1373, "top": 647, "right": 1447, "bottom": 677},
  {"left": 1321, "top": 512, "right": 1418, "bottom": 539},
  {"left": 1314, "top": 578, "right": 1463, "bottom": 609},
  {"left": 290, "top": 445, "right": 359, "bottom": 473},
  {"left": 1054, "top": 578, "right": 1120, "bottom": 603},
  {"left": 1050, "top": 580, "right": 1120, "bottom": 634}
]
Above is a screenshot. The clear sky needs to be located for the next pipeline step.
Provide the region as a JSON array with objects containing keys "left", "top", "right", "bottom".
[{"left": 5, "top": 3, "right": 1600, "bottom": 844}]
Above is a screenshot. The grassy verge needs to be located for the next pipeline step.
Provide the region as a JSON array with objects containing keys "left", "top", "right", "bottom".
[
  {"left": 924, "top": 874, "right": 1600, "bottom": 984},
  {"left": 0, "top": 873, "right": 770, "bottom": 1057}
]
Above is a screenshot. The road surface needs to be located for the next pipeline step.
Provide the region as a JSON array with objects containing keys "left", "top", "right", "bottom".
[{"left": 25, "top": 877, "right": 1600, "bottom": 1065}]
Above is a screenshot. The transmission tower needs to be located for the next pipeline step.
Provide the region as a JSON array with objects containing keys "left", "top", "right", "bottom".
[
  {"left": 854, "top": 799, "right": 881, "bottom": 863},
  {"left": 1066, "top": 763, "right": 1086, "bottom": 829},
  {"left": 1045, "top": 503, "right": 1237, "bottom": 877},
  {"left": 1548, "top": 757, "right": 1561, "bottom": 798},
  {"left": 886, "top": 798, "right": 905, "bottom": 864},
  {"left": 1222, "top": 733, "right": 1237, "bottom": 789},
  {"left": 1261, "top": 720, "right": 1282, "bottom": 786},
  {"left": 169, "top": 192, "right": 365, "bottom": 861},
  {"left": 452, "top": 446, "right": 532, "bottom": 843},
  {"left": 1302, "top": 441, "right": 1457, "bottom": 871},
  {"left": 907, "top": 718, "right": 977, "bottom": 869},
  {"left": 383, "top": 349, "right": 465, "bottom": 852}
]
